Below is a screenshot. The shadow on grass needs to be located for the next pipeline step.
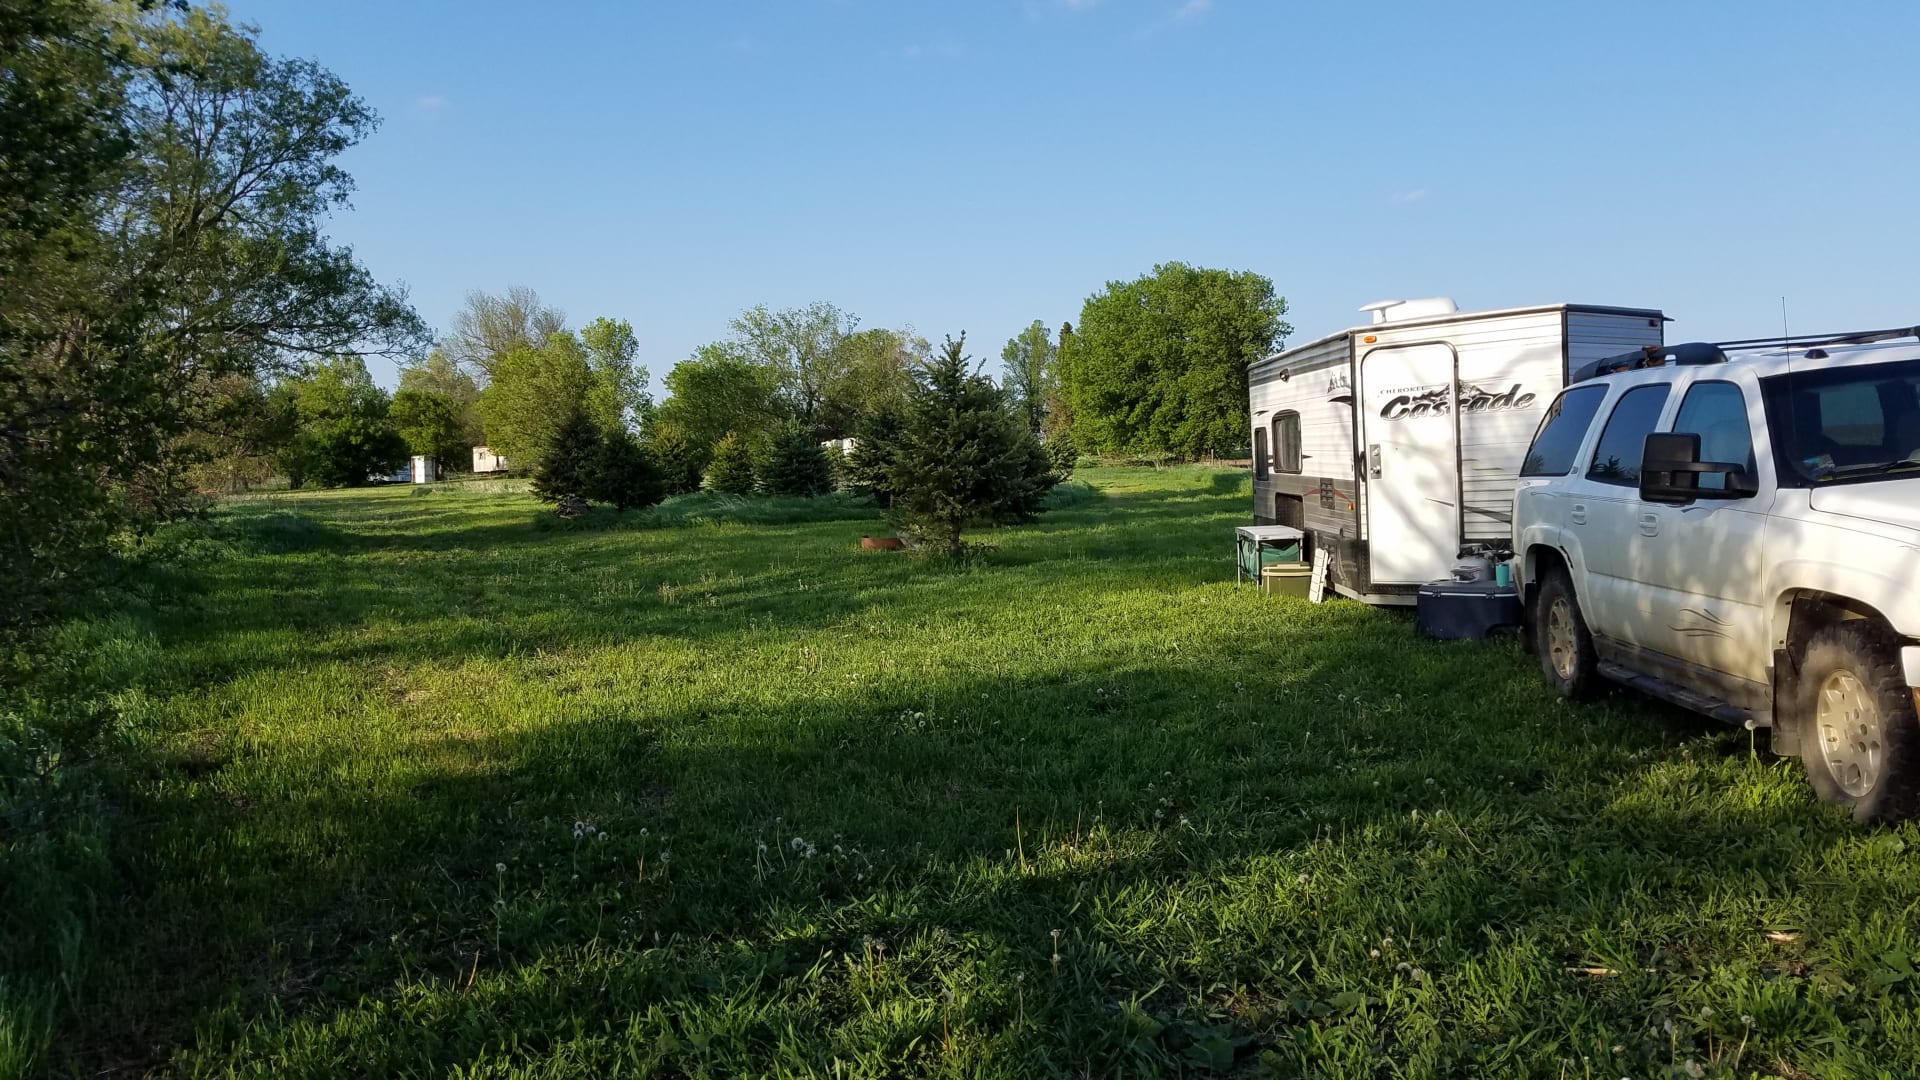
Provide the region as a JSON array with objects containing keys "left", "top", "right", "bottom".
[
  {"left": 51, "top": 468, "right": 1918, "bottom": 1075},
  {"left": 86, "top": 640, "right": 1865, "bottom": 1075}
]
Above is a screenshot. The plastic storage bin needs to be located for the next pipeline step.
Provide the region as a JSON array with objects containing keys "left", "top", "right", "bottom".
[{"left": 1260, "top": 563, "right": 1314, "bottom": 599}]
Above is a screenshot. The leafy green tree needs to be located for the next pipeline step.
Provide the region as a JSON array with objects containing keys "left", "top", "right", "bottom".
[
  {"left": 399, "top": 348, "right": 481, "bottom": 403},
  {"left": 704, "top": 432, "right": 761, "bottom": 495},
  {"left": 587, "top": 429, "right": 664, "bottom": 510},
  {"left": 276, "top": 357, "right": 407, "bottom": 488},
  {"left": 390, "top": 388, "right": 470, "bottom": 468},
  {"left": 733, "top": 302, "right": 855, "bottom": 431},
  {"left": 580, "top": 316, "right": 652, "bottom": 434},
  {"left": 184, "top": 372, "right": 301, "bottom": 494},
  {"left": 397, "top": 349, "right": 483, "bottom": 452},
  {"left": 478, "top": 332, "right": 594, "bottom": 468},
  {"left": 1000, "top": 320, "right": 1057, "bottom": 436},
  {"left": 1063, "top": 263, "right": 1289, "bottom": 459},
  {"left": 646, "top": 420, "right": 705, "bottom": 496},
  {"left": 825, "top": 328, "right": 921, "bottom": 437},
  {"left": 884, "top": 335, "right": 1058, "bottom": 554},
  {"left": 760, "top": 421, "right": 834, "bottom": 497},
  {"left": 655, "top": 343, "right": 784, "bottom": 452},
  {"left": 1, "top": 0, "right": 424, "bottom": 628},
  {"left": 444, "top": 286, "right": 565, "bottom": 382},
  {"left": 532, "top": 408, "right": 602, "bottom": 504}
]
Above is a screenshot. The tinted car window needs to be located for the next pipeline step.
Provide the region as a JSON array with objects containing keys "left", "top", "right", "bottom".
[
  {"left": 1587, "top": 384, "right": 1671, "bottom": 485},
  {"left": 1761, "top": 358, "right": 1920, "bottom": 484},
  {"left": 1670, "top": 381, "right": 1755, "bottom": 491},
  {"left": 1521, "top": 384, "right": 1607, "bottom": 476}
]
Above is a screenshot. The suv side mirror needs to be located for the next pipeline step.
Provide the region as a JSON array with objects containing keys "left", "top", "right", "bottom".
[{"left": 1639, "top": 432, "right": 1757, "bottom": 504}]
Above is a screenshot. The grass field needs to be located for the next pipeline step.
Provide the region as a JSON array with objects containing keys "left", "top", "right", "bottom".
[{"left": 8, "top": 466, "right": 1920, "bottom": 1077}]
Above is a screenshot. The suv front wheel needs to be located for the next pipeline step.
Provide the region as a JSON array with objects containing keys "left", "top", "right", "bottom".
[
  {"left": 1796, "top": 621, "right": 1920, "bottom": 823},
  {"left": 1533, "top": 566, "right": 1600, "bottom": 699}
]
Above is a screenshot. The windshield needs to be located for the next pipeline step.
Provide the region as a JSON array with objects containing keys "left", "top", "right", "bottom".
[{"left": 1762, "top": 358, "right": 1920, "bottom": 485}]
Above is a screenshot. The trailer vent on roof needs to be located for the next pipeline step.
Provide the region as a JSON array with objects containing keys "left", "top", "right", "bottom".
[{"left": 1358, "top": 298, "right": 1458, "bottom": 324}]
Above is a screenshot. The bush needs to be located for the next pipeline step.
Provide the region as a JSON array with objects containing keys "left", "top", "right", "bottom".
[
  {"left": 588, "top": 430, "right": 665, "bottom": 510},
  {"left": 704, "top": 432, "right": 760, "bottom": 495},
  {"left": 760, "top": 422, "right": 833, "bottom": 497},
  {"left": 532, "top": 409, "right": 602, "bottom": 505}
]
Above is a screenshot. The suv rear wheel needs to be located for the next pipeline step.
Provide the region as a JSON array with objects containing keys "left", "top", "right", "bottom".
[
  {"left": 1533, "top": 566, "right": 1600, "bottom": 699},
  {"left": 1796, "top": 621, "right": 1920, "bottom": 823}
]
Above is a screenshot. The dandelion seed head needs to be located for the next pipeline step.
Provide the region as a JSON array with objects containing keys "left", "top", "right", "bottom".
[{"left": 495, "top": 862, "right": 506, "bottom": 874}]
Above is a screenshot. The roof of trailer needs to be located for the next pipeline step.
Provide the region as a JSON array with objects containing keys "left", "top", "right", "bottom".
[{"left": 1250, "top": 303, "right": 1669, "bottom": 370}]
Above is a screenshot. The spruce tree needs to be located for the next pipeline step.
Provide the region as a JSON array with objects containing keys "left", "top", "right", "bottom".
[
  {"left": 705, "top": 431, "right": 760, "bottom": 494},
  {"left": 888, "top": 334, "right": 1057, "bottom": 555},
  {"left": 644, "top": 420, "right": 706, "bottom": 495},
  {"left": 588, "top": 429, "right": 665, "bottom": 510},
  {"left": 532, "top": 408, "right": 602, "bottom": 504},
  {"left": 843, "top": 408, "right": 904, "bottom": 505},
  {"left": 760, "top": 421, "right": 833, "bottom": 497}
]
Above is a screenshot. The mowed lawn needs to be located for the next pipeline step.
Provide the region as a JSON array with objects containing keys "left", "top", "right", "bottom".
[{"left": 46, "top": 467, "right": 1920, "bottom": 1076}]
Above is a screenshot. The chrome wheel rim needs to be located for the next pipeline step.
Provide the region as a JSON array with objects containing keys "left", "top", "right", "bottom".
[
  {"left": 1546, "top": 597, "right": 1576, "bottom": 680},
  {"left": 1816, "top": 670, "right": 1882, "bottom": 798}
]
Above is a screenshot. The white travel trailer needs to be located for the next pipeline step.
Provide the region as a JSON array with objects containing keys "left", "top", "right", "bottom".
[{"left": 1248, "top": 299, "right": 1667, "bottom": 604}]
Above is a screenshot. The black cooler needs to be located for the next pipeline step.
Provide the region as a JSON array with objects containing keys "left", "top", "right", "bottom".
[{"left": 1416, "top": 579, "right": 1524, "bottom": 639}]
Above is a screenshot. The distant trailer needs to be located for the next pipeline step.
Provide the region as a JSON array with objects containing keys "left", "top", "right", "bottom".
[
  {"left": 472, "top": 446, "right": 510, "bottom": 473},
  {"left": 1247, "top": 299, "right": 1667, "bottom": 605},
  {"left": 410, "top": 455, "right": 437, "bottom": 483}
]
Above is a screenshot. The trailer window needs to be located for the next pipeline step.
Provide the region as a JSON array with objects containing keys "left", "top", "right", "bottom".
[
  {"left": 1273, "top": 412, "right": 1302, "bottom": 474},
  {"left": 1586, "top": 384, "right": 1672, "bottom": 486},
  {"left": 1253, "top": 427, "right": 1269, "bottom": 480},
  {"left": 1521, "top": 384, "right": 1606, "bottom": 476}
]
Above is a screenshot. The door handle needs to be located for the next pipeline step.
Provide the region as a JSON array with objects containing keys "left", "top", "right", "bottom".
[
  {"left": 1570, "top": 502, "right": 1587, "bottom": 525},
  {"left": 1367, "top": 444, "right": 1382, "bottom": 479},
  {"left": 1638, "top": 512, "right": 1659, "bottom": 537}
]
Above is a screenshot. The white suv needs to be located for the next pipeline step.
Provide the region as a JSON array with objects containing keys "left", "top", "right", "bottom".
[{"left": 1512, "top": 330, "right": 1920, "bottom": 821}]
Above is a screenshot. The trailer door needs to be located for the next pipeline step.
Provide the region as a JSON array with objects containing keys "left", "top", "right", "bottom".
[{"left": 1359, "top": 342, "right": 1460, "bottom": 585}]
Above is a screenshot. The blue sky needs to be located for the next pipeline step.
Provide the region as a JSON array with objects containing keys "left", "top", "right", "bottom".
[{"left": 227, "top": 1, "right": 1920, "bottom": 388}]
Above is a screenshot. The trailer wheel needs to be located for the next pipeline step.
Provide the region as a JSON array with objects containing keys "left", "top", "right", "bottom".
[
  {"left": 1534, "top": 566, "right": 1599, "bottom": 700},
  {"left": 1796, "top": 621, "right": 1920, "bottom": 823}
]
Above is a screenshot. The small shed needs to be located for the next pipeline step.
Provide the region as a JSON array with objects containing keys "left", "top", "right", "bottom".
[
  {"left": 472, "top": 446, "right": 510, "bottom": 473},
  {"left": 410, "top": 456, "right": 437, "bottom": 483}
]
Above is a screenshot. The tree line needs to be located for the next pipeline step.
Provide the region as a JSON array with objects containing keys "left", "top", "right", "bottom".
[{"left": 2, "top": 0, "right": 1292, "bottom": 632}]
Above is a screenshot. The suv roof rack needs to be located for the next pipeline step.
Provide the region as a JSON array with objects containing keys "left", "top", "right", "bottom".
[
  {"left": 1572, "top": 325, "right": 1920, "bottom": 382},
  {"left": 1713, "top": 325, "right": 1920, "bottom": 352},
  {"left": 1572, "top": 341, "right": 1726, "bottom": 383}
]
